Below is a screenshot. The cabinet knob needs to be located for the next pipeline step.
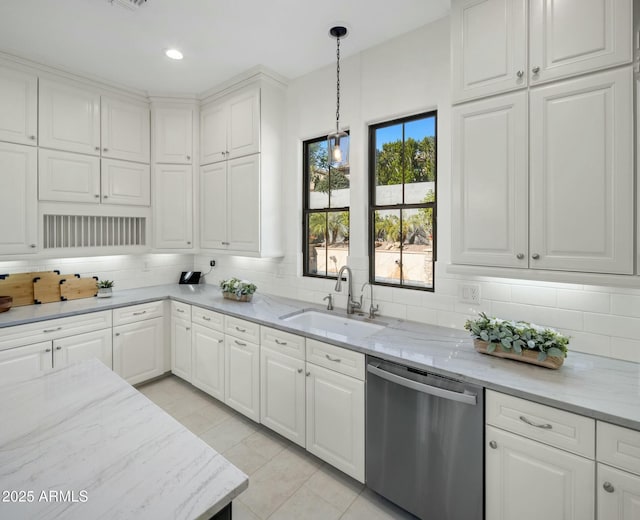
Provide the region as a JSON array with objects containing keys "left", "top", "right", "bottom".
[
  {"left": 221, "top": 152, "right": 225, "bottom": 157},
  {"left": 297, "top": 368, "right": 303, "bottom": 373},
  {"left": 531, "top": 253, "right": 540, "bottom": 260},
  {"left": 29, "top": 244, "right": 36, "bottom": 248},
  {"left": 532, "top": 66, "right": 540, "bottom": 74},
  {"left": 103, "top": 195, "right": 108, "bottom": 199},
  {"left": 45, "top": 348, "right": 52, "bottom": 352},
  {"left": 29, "top": 135, "right": 36, "bottom": 140},
  {"left": 186, "top": 327, "right": 190, "bottom": 331},
  {"left": 187, "top": 241, "right": 191, "bottom": 245},
  {"left": 95, "top": 194, "right": 100, "bottom": 198},
  {"left": 115, "top": 332, "right": 120, "bottom": 337},
  {"left": 516, "top": 253, "right": 524, "bottom": 260},
  {"left": 95, "top": 146, "right": 100, "bottom": 151},
  {"left": 306, "top": 371, "right": 311, "bottom": 377},
  {"left": 186, "top": 155, "right": 191, "bottom": 160},
  {"left": 516, "top": 70, "right": 524, "bottom": 79},
  {"left": 55, "top": 346, "right": 62, "bottom": 350},
  {"left": 103, "top": 148, "right": 108, "bottom": 152},
  {"left": 489, "top": 441, "right": 497, "bottom": 449},
  {"left": 603, "top": 482, "right": 615, "bottom": 493}
]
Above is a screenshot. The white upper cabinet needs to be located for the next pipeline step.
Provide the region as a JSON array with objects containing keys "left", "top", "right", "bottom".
[
  {"left": 0, "top": 66, "right": 37, "bottom": 146},
  {"left": 529, "top": 0, "right": 633, "bottom": 86},
  {"left": 451, "top": 0, "right": 528, "bottom": 103},
  {"left": 101, "top": 158, "right": 150, "bottom": 206},
  {"left": 227, "top": 154, "right": 260, "bottom": 252},
  {"left": 200, "top": 161, "right": 227, "bottom": 249},
  {"left": 452, "top": 91, "right": 529, "bottom": 267},
  {"left": 152, "top": 106, "right": 193, "bottom": 164},
  {"left": 200, "top": 88, "right": 260, "bottom": 164},
  {"left": 101, "top": 96, "right": 150, "bottom": 164},
  {"left": 38, "top": 148, "right": 100, "bottom": 203},
  {"left": 0, "top": 142, "right": 37, "bottom": 254},
  {"left": 529, "top": 68, "right": 633, "bottom": 274},
  {"left": 39, "top": 78, "right": 101, "bottom": 155},
  {"left": 153, "top": 164, "right": 193, "bottom": 249}
]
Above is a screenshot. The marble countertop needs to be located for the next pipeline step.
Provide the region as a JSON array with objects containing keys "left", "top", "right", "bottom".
[
  {"left": 0, "top": 359, "right": 248, "bottom": 520},
  {"left": 1, "top": 284, "right": 640, "bottom": 431}
]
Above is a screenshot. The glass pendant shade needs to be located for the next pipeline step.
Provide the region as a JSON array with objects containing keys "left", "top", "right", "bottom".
[{"left": 328, "top": 129, "right": 349, "bottom": 169}]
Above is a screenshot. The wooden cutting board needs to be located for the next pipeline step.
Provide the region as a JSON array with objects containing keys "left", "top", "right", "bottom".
[
  {"left": 60, "top": 277, "right": 99, "bottom": 301},
  {"left": 0, "top": 273, "right": 36, "bottom": 307},
  {"left": 33, "top": 273, "right": 80, "bottom": 304}
]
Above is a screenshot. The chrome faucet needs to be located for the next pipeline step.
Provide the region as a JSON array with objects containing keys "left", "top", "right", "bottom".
[
  {"left": 334, "top": 265, "right": 361, "bottom": 315},
  {"left": 323, "top": 293, "right": 334, "bottom": 311},
  {"left": 361, "top": 282, "right": 379, "bottom": 319}
]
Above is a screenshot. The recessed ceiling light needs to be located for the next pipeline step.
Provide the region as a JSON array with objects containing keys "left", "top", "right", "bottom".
[{"left": 165, "top": 49, "right": 183, "bottom": 60}]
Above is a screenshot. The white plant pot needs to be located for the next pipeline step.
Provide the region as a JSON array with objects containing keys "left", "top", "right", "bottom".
[{"left": 97, "top": 288, "right": 113, "bottom": 298}]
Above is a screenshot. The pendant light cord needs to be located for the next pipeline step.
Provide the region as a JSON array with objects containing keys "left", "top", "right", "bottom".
[{"left": 336, "top": 35, "right": 341, "bottom": 132}]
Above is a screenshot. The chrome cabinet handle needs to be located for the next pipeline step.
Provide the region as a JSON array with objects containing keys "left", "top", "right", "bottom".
[
  {"left": 532, "top": 66, "right": 540, "bottom": 74},
  {"left": 202, "top": 316, "right": 211, "bottom": 321},
  {"left": 132, "top": 311, "right": 147, "bottom": 316},
  {"left": 221, "top": 241, "right": 230, "bottom": 245},
  {"left": 531, "top": 253, "right": 540, "bottom": 260},
  {"left": 55, "top": 346, "right": 62, "bottom": 351},
  {"left": 603, "top": 482, "right": 615, "bottom": 493},
  {"left": 177, "top": 308, "right": 185, "bottom": 313},
  {"left": 275, "top": 339, "right": 287, "bottom": 346},
  {"left": 489, "top": 441, "right": 497, "bottom": 449},
  {"left": 519, "top": 415, "right": 552, "bottom": 429},
  {"left": 516, "top": 253, "right": 524, "bottom": 259},
  {"left": 234, "top": 339, "right": 246, "bottom": 347},
  {"left": 235, "top": 326, "right": 246, "bottom": 333},
  {"left": 325, "top": 354, "right": 341, "bottom": 363},
  {"left": 43, "top": 326, "right": 63, "bottom": 333},
  {"left": 516, "top": 70, "right": 524, "bottom": 79}
]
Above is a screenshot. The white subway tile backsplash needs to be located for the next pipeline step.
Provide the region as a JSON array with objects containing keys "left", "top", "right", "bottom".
[
  {"left": 510, "top": 285, "right": 557, "bottom": 307},
  {"left": 437, "top": 310, "right": 473, "bottom": 329},
  {"left": 610, "top": 337, "right": 640, "bottom": 363},
  {"left": 557, "top": 329, "right": 611, "bottom": 357},
  {"left": 491, "top": 302, "right": 583, "bottom": 331},
  {"left": 406, "top": 305, "right": 438, "bottom": 325},
  {"left": 557, "top": 289, "right": 610, "bottom": 313},
  {"left": 611, "top": 294, "right": 640, "bottom": 318},
  {"left": 392, "top": 288, "right": 424, "bottom": 306},
  {"left": 584, "top": 313, "right": 640, "bottom": 341},
  {"left": 478, "top": 282, "right": 511, "bottom": 302}
]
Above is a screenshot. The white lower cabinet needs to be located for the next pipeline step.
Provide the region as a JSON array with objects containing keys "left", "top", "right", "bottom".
[
  {"left": 113, "top": 316, "right": 163, "bottom": 385},
  {"left": 0, "top": 341, "right": 52, "bottom": 383},
  {"left": 224, "top": 334, "right": 260, "bottom": 421},
  {"left": 598, "top": 463, "right": 640, "bottom": 519},
  {"left": 260, "top": 345, "right": 305, "bottom": 447},
  {"left": 485, "top": 425, "right": 594, "bottom": 520},
  {"left": 305, "top": 362, "right": 365, "bottom": 482},
  {"left": 170, "top": 316, "right": 191, "bottom": 382},
  {"left": 53, "top": 328, "right": 112, "bottom": 369},
  {"left": 191, "top": 323, "right": 225, "bottom": 401}
]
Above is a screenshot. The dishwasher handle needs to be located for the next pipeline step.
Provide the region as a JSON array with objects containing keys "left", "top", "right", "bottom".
[{"left": 367, "top": 364, "right": 477, "bottom": 406}]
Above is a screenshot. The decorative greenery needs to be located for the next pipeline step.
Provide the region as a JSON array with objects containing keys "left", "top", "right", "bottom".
[
  {"left": 97, "top": 280, "right": 114, "bottom": 289},
  {"left": 464, "top": 313, "right": 569, "bottom": 362},
  {"left": 220, "top": 278, "right": 257, "bottom": 297}
]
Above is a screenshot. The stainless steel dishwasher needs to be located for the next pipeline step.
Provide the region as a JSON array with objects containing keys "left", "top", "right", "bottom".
[{"left": 366, "top": 357, "right": 483, "bottom": 520}]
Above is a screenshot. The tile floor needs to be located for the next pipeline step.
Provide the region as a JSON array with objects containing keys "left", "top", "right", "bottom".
[{"left": 138, "top": 375, "right": 417, "bottom": 520}]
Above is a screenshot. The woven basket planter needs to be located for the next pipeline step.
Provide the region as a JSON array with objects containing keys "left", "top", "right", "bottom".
[
  {"left": 473, "top": 339, "right": 564, "bottom": 369},
  {"left": 223, "top": 292, "right": 253, "bottom": 302}
]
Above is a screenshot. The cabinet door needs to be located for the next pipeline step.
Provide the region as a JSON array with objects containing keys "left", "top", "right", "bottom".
[
  {"left": 598, "top": 464, "right": 640, "bottom": 520},
  {"left": 0, "top": 142, "right": 37, "bottom": 254},
  {"left": 0, "top": 342, "right": 52, "bottom": 383},
  {"left": 200, "top": 162, "right": 228, "bottom": 249},
  {"left": 452, "top": 92, "right": 528, "bottom": 267},
  {"left": 113, "top": 317, "right": 164, "bottom": 385},
  {"left": 101, "top": 96, "right": 150, "bottom": 164},
  {"left": 224, "top": 335, "right": 259, "bottom": 422},
  {"left": 152, "top": 106, "right": 193, "bottom": 164},
  {"left": 38, "top": 149, "right": 101, "bottom": 203},
  {"left": 451, "top": 0, "right": 527, "bottom": 103},
  {"left": 530, "top": 68, "right": 633, "bottom": 274},
  {"left": 191, "top": 323, "right": 225, "bottom": 401},
  {"left": 171, "top": 316, "right": 192, "bottom": 382},
  {"left": 227, "top": 155, "right": 260, "bottom": 252},
  {"left": 306, "top": 363, "right": 365, "bottom": 482},
  {"left": 0, "top": 66, "right": 37, "bottom": 145},
  {"left": 260, "top": 346, "right": 305, "bottom": 447},
  {"left": 529, "top": 0, "right": 632, "bottom": 85},
  {"left": 53, "top": 329, "right": 112, "bottom": 369},
  {"left": 227, "top": 90, "right": 260, "bottom": 159},
  {"left": 39, "top": 79, "right": 101, "bottom": 155},
  {"left": 200, "top": 102, "right": 228, "bottom": 165},
  {"left": 101, "top": 158, "right": 150, "bottom": 206},
  {"left": 486, "top": 426, "right": 594, "bottom": 520},
  {"left": 153, "top": 164, "right": 193, "bottom": 248}
]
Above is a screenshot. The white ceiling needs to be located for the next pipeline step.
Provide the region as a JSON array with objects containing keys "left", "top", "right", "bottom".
[{"left": 0, "top": 0, "right": 450, "bottom": 95}]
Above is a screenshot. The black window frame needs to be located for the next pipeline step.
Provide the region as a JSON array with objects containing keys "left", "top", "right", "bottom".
[
  {"left": 302, "top": 133, "right": 350, "bottom": 280},
  {"left": 368, "top": 111, "right": 437, "bottom": 292}
]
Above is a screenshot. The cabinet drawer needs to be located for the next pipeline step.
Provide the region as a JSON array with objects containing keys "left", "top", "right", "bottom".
[
  {"left": 260, "top": 326, "right": 305, "bottom": 360},
  {"left": 171, "top": 301, "right": 191, "bottom": 320},
  {"left": 0, "top": 310, "right": 112, "bottom": 350},
  {"left": 598, "top": 422, "right": 640, "bottom": 476},
  {"left": 112, "top": 301, "right": 164, "bottom": 326},
  {"left": 225, "top": 315, "right": 260, "bottom": 344},
  {"left": 486, "top": 390, "right": 595, "bottom": 458},
  {"left": 192, "top": 306, "right": 224, "bottom": 332},
  {"left": 306, "top": 339, "right": 364, "bottom": 380}
]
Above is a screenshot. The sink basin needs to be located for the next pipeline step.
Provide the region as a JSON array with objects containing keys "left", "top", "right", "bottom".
[{"left": 280, "top": 310, "right": 385, "bottom": 340}]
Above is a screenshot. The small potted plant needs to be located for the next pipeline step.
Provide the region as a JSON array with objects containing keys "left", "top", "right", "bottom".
[
  {"left": 464, "top": 312, "right": 569, "bottom": 369},
  {"left": 220, "top": 278, "right": 257, "bottom": 302},
  {"left": 96, "top": 280, "right": 114, "bottom": 298}
]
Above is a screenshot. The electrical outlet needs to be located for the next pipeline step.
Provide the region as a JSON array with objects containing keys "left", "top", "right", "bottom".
[
  {"left": 209, "top": 260, "right": 216, "bottom": 267},
  {"left": 459, "top": 283, "right": 481, "bottom": 304}
]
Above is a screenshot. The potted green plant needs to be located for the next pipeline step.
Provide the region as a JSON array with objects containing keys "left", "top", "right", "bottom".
[
  {"left": 96, "top": 280, "right": 114, "bottom": 298},
  {"left": 220, "top": 278, "right": 257, "bottom": 302},
  {"left": 464, "top": 312, "right": 569, "bottom": 369}
]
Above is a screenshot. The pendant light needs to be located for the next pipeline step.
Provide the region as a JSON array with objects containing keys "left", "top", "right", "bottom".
[{"left": 328, "top": 26, "right": 349, "bottom": 169}]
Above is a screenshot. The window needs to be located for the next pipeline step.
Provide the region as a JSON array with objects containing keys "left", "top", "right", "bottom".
[
  {"left": 303, "top": 134, "right": 350, "bottom": 278},
  {"left": 369, "top": 112, "right": 437, "bottom": 290}
]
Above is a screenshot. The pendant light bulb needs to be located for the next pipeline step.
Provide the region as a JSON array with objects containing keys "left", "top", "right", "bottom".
[{"left": 332, "top": 144, "right": 342, "bottom": 163}]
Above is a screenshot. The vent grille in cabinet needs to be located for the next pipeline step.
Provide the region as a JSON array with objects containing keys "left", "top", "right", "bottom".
[{"left": 43, "top": 215, "right": 146, "bottom": 249}]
